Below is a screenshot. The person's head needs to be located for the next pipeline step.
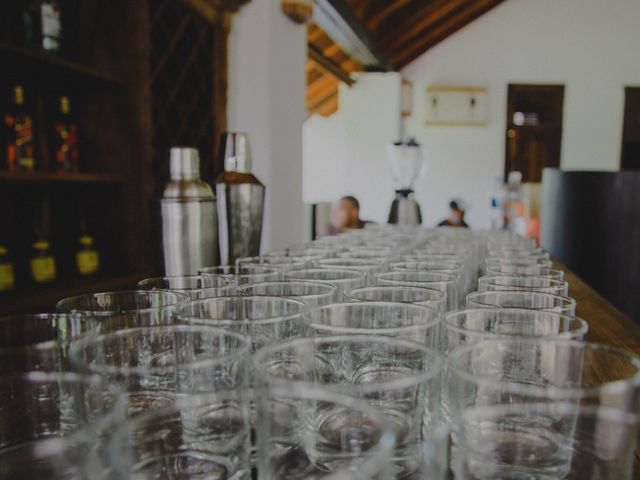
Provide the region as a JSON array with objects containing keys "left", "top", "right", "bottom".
[
  {"left": 448, "top": 199, "right": 466, "bottom": 225},
  {"left": 333, "top": 196, "right": 361, "bottom": 230}
]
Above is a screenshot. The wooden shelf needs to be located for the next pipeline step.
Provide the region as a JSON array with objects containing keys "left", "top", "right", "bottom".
[
  {"left": 0, "top": 171, "right": 126, "bottom": 184},
  {"left": 0, "top": 42, "right": 124, "bottom": 87},
  {"left": 0, "top": 272, "right": 153, "bottom": 315}
]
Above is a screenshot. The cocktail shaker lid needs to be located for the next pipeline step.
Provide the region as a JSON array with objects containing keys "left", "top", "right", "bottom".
[
  {"left": 170, "top": 147, "right": 201, "bottom": 181},
  {"left": 220, "top": 132, "right": 251, "bottom": 173}
]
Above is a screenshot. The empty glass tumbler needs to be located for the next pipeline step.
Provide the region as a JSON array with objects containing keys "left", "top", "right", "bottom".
[
  {"left": 376, "top": 271, "right": 461, "bottom": 310},
  {"left": 237, "top": 280, "right": 338, "bottom": 307},
  {"left": 56, "top": 290, "right": 189, "bottom": 331},
  {"left": 308, "top": 301, "right": 442, "bottom": 349},
  {"left": 200, "top": 264, "right": 281, "bottom": 285},
  {"left": 69, "top": 325, "right": 249, "bottom": 416},
  {"left": 284, "top": 268, "right": 367, "bottom": 301},
  {"left": 0, "top": 371, "right": 125, "bottom": 479},
  {"left": 465, "top": 291, "right": 576, "bottom": 315},
  {"left": 344, "top": 285, "right": 447, "bottom": 312},
  {"left": 456, "top": 402, "right": 638, "bottom": 479},
  {"left": 444, "top": 308, "right": 588, "bottom": 351},
  {"left": 477, "top": 274, "right": 569, "bottom": 296},
  {"left": 137, "top": 274, "right": 237, "bottom": 299}
]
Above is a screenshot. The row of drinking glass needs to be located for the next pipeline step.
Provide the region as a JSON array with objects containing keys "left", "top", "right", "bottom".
[{"left": 1, "top": 226, "right": 638, "bottom": 479}]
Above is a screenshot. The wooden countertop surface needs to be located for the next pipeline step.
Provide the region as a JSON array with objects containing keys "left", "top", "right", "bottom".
[{"left": 555, "top": 259, "right": 640, "bottom": 478}]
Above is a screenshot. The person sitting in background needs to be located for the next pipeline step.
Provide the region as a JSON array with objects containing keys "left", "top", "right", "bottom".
[
  {"left": 438, "top": 199, "right": 469, "bottom": 228},
  {"left": 330, "top": 196, "right": 369, "bottom": 234}
]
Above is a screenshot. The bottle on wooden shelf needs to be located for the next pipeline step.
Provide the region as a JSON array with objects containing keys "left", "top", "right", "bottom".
[
  {"left": 75, "top": 220, "right": 99, "bottom": 276},
  {"left": 4, "top": 85, "right": 36, "bottom": 172},
  {"left": 0, "top": 246, "right": 15, "bottom": 292},
  {"left": 23, "top": 1, "right": 62, "bottom": 53},
  {"left": 30, "top": 238, "right": 56, "bottom": 284},
  {"left": 51, "top": 95, "right": 78, "bottom": 172}
]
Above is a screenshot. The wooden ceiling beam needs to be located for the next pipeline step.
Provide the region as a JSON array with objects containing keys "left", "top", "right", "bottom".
[
  {"left": 364, "top": 0, "right": 413, "bottom": 31},
  {"left": 308, "top": 44, "right": 355, "bottom": 86},
  {"left": 307, "top": 73, "right": 339, "bottom": 100},
  {"left": 313, "top": 92, "right": 339, "bottom": 116},
  {"left": 308, "top": 86, "right": 339, "bottom": 113},
  {"left": 392, "top": 0, "right": 506, "bottom": 68},
  {"left": 322, "top": 0, "right": 393, "bottom": 70},
  {"left": 382, "top": 0, "right": 467, "bottom": 52}
]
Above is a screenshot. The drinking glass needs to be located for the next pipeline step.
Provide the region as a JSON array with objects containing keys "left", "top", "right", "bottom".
[
  {"left": 176, "top": 296, "right": 309, "bottom": 350},
  {"left": 284, "top": 268, "right": 367, "bottom": 300},
  {"left": 237, "top": 255, "right": 310, "bottom": 271},
  {"left": 344, "top": 285, "right": 447, "bottom": 312},
  {"left": 484, "top": 264, "right": 565, "bottom": 280},
  {"left": 376, "top": 271, "right": 461, "bottom": 310},
  {"left": 477, "top": 274, "right": 569, "bottom": 295},
  {"left": 466, "top": 290, "right": 577, "bottom": 315},
  {"left": 456, "top": 403, "right": 638, "bottom": 479},
  {"left": 69, "top": 325, "right": 249, "bottom": 416},
  {"left": 238, "top": 280, "right": 338, "bottom": 307},
  {"left": 484, "top": 257, "right": 553, "bottom": 270},
  {"left": 108, "top": 392, "right": 251, "bottom": 479},
  {"left": 317, "top": 258, "right": 385, "bottom": 285},
  {"left": 56, "top": 290, "right": 189, "bottom": 332},
  {"left": 308, "top": 302, "right": 442, "bottom": 349},
  {"left": 255, "top": 384, "right": 396, "bottom": 479},
  {"left": 254, "top": 335, "right": 443, "bottom": 479},
  {"left": 444, "top": 308, "right": 588, "bottom": 350},
  {"left": 200, "top": 264, "right": 282, "bottom": 285},
  {"left": 0, "top": 371, "right": 125, "bottom": 479},
  {"left": 0, "top": 313, "right": 96, "bottom": 372},
  {"left": 446, "top": 338, "right": 640, "bottom": 415},
  {"left": 137, "top": 274, "right": 237, "bottom": 299}
]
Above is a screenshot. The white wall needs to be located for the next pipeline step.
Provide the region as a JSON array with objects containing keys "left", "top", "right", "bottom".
[
  {"left": 228, "top": 0, "right": 306, "bottom": 251},
  {"left": 303, "top": 73, "right": 401, "bottom": 223},
  {"left": 303, "top": 0, "right": 640, "bottom": 229}
]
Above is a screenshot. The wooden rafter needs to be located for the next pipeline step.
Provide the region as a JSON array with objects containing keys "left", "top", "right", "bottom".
[{"left": 308, "top": 44, "right": 354, "bottom": 86}]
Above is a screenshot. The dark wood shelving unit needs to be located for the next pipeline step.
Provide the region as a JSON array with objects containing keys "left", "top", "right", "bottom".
[
  {"left": 0, "top": 171, "right": 126, "bottom": 184},
  {"left": 0, "top": 41, "right": 124, "bottom": 87},
  {"left": 0, "top": 1, "right": 156, "bottom": 313}
]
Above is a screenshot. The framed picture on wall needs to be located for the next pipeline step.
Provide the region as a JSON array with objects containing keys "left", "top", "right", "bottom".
[{"left": 425, "top": 86, "right": 488, "bottom": 126}]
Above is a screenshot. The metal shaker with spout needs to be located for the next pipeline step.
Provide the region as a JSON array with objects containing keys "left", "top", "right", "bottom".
[
  {"left": 216, "top": 132, "right": 265, "bottom": 265},
  {"left": 160, "top": 147, "right": 218, "bottom": 275},
  {"left": 387, "top": 138, "right": 424, "bottom": 225}
]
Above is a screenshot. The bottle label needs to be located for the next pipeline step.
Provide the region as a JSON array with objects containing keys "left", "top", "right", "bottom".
[
  {"left": 41, "top": 3, "right": 61, "bottom": 51},
  {"left": 76, "top": 250, "right": 99, "bottom": 275},
  {"left": 5, "top": 114, "right": 35, "bottom": 171},
  {"left": 0, "top": 263, "right": 15, "bottom": 291},
  {"left": 54, "top": 123, "right": 78, "bottom": 172},
  {"left": 31, "top": 256, "right": 56, "bottom": 282}
]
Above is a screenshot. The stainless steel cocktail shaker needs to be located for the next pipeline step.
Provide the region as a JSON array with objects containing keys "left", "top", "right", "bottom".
[
  {"left": 216, "top": 133, "right": 265, "bottom": 265},
  {"left": 160, "top": 147, "right": 218, "bottom": 275}
]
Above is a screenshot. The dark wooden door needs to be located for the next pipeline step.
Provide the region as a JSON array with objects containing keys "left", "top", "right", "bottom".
[
  {"left": 505, "top": 84, "right": 564, "bottom": 182},
  {"left": 621, "top": 87, "right": 640, "bottom": 169}
]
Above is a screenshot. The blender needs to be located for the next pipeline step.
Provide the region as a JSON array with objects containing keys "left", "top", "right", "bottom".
[{"left": 387, "top": 138, "right": 424, "bottom": 225}]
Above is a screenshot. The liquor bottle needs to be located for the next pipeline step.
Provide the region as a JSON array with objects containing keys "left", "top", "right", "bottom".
[
  {"left": 75, "top": 233, "right": 99, "bottom": 276},
  {"left": 23, "top": 1, "right": 61, "bottom": 52},
  {"left": 52, "top": 96, "right": 78, "bottom": 172},
  {"left": 30, "top": 239, "right": 56, "bottom": 283},
  {"left": 0, "top": 246, "right": 15, "bottom": 292},
  {"left": 4, "top": 85, "right": 36, "bottom": 172}
]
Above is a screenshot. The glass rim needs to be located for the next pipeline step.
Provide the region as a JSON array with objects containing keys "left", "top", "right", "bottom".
[
  {"left": 310, "top": 301, "right": 441, "bottom": 335},
  {"left": 375, "top": 270, "right": 460, "bottom": 285},
  {"left": 284, "top": 267, "right": 367, "bottom": 282},
  {"left": 317, "top": 258, "right": 384, "bottom": 267},
  {"left": 444, "top": 307, "right": 588, "bottom": 339},
  {"left": 254, "top": 334, "right": 443, "bottom": 393},
  {"left": 56, "top": 289, "right": 190, "bottom": 315},
  {"left": 460, "top": 401, "right": 639, "bottom": 426},
  {"left": 176, "top": 295, "right": 309, "bottom": 326},
  {"left": 236, "top": 255, "right": 309, "bottom": 268},
  {"left": 1, "top": 370, "right": 126, "bottom": 455},
  {"left": 448, "top": 337, "right": 640, "bottom": 398},
  {"left": 478, "top": 274, "right": 568, "bottom": 289},
  {"left": 465, "top": 290, "right": 577, "bottom": 311},
  {"left": 69, "top": 324, "right": 251, "bottom": 376},
  {"left": 199, "top": 264, "right": 281, "bottom": 275},
  {"left": 343, "top": 285, "right": 447, "bottom": 301},
  {"left": 237, "top": 280, "right": 337, "bottom": 297},
  {"left": 137, "top": 274, "right": 237, "bottom": 291},
  {"left": 484, "top": 265, "right": 565, "bottom": 278}
]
